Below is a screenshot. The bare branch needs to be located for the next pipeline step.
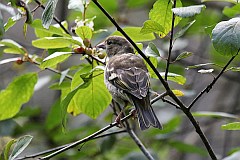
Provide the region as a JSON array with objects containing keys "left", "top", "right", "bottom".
[
  {"left": 38, "top": 114, "right": 132, "bottom": 159},
  {"left": 165, "top": 0, "right": 176, "bottom": 81},
  {"left": 15, "top": 130, "right": 127, "bottom": 160},
  {"left": 188, "top": 49, "right": 240, "bottom": 110}
]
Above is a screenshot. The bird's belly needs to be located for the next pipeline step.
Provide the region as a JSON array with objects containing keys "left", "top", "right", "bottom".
[{"left": 105, "top": 79, "right": 132, "bottom": 106}]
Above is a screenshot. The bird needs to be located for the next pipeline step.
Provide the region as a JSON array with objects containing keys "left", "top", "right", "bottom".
[{"left": 96, "top": 36, "right": 162, "bottom": 130}]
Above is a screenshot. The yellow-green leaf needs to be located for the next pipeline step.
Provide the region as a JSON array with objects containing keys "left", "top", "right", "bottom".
[
  {"left": 149, "top": 0, "right": 182, "bottom": 38},
  {"left": 0, "top": 39, "right": 25, "bottom": 54},
  {"left": 172, "top": 89, "right": 184, "bottom": 97},
  {"left": 75, "top": 26, "right": 93, "bottom": 40},
  {"left": 113, "top": 27, "right": 155, "bottom": 42},
  {"left": 222, "top": 122, "right": 240, "bottom": 130},
  {"left": 32, "top": 37, "right": 81, "bottom": 49},
  {"left": 0, "top": 73, "right": 38, "bottom": 121},
  {"left": 71, "top": 71, "right": 112, "bottom": 119},
  {"left": 40, "top": 52, "right": 72, "bottom": 69}
]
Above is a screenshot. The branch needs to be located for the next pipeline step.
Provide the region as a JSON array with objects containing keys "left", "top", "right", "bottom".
[
  {"left": 165, "top": 0, "right": 176, "bottom": 81},
  {"left": 127, "top": 129, "right": 154, "bottom": 160},
  {"left": 38, "top": 114, "right": 132, "bottom": 159},
  {"left": 15, "top": 130, "right": 126, "bottom": 160},
  {"left": 188, "top": 50, "right": 240, "bottom": 110},
  {"left": 32, "top": 61, "right": 73, "bottom": 80},
  {"left": 92, "top": 1, "right": 218, "bottom": 159},
  {"left": 115, "top": 102, "right": 155, "bottom": 160},
  {"left": 34, "top": 0, "right": 70, "bottom": 35}
]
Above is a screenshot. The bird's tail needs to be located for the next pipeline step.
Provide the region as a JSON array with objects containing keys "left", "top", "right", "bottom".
[{"left": 132, "top": 96, "right": 162, "bottom": 130}]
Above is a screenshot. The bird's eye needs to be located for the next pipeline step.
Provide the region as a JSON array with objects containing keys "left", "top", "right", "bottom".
[{"left": 107, "top": 40, "right": 112, "bottom": 45}]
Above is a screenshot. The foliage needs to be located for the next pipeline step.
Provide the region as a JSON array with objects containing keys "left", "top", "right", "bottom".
[{"left": 0, "top": 0, "right": 240, "bottom": 160}]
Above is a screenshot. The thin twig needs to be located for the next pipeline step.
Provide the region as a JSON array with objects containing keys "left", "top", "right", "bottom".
[
  {"left": 150, "top": 92, "right": 168, "bottom": 104},
  {"left": 39, "top": 114, "right": 132, "bottom": 159},
  {"left": 128, "top": 129, "right": 154, "bottom": 160},
  {"left": 32, "top": 61, "right": 73, "bottom": 80},
  {"left": 34, "top": 0, "right": 70, "bottom": 35},
  {"left": 188, "top": 50, "right": 240, "bottom": 110},
  {"left": 115, "top": 103, "right": 155, "bottom": 160},
  {"left": 165, "top": 0, "right": 176, "bottom": 81},
  {"left": 92, "top": 1, "right": 217, "bottom": 159},
  {"left": 162, "top": 98, "right": 180, "bottom": 109},
  {"left": 15, "top": 130, "right": 127, "bottom": 160}
]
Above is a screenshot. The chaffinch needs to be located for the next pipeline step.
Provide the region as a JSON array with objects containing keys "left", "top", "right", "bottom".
[{"left": 97, "top": 36, "right": 162, "bottom": 130}]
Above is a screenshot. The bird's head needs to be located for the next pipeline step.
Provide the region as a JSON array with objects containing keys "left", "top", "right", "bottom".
[{"left": 96, "top": 36, "right": 134, "bottom": 58}]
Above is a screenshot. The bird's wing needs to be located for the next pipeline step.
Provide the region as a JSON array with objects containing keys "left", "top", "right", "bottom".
[{"left": 107, "top": 67, "right": 150, "bottom": 99}]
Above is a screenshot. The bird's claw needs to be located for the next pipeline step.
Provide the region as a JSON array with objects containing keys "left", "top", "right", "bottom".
[{"left": 130, "top": 109, "right": 137, "bottom": 119}]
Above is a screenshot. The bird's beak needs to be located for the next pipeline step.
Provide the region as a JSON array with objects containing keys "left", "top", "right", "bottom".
[{"left": 96, "top": 42, "right": 106, "bottom": 50}]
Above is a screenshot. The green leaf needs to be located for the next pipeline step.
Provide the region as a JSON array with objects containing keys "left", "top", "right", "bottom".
[
  {"left": 192, "top": 111, "right": 238, "bottom": 119},
  {"left": 3, "top": 139, "right": 15, "bottom": 160},
  {"left": 15, "top": 107, "right": 41, "bottom": 118},
  {"left": 223, "top": 4, "right": 240, "bottom": 18},
  {"left": 228, "top": 148, "right": 240, "bottom": 156},
  {"left": 169, "top": 141, "right": 207, "bottom": 156},
  {"left": 72, "top": 71, "right": 112, "bottom": 119},
  {"left": 149, "top": 0, "right": 182, "bottom": 38},
  {"left": 42, "top": 0, "right": 59, "bottom": 29},
  {"left": 31, "top": 19, "right": 70, "bottom": 38},
  {"left": 140, "top": 20, "right": 164, "bottom": 34},
  {"left": 71, "top": 67, "right": 87, "bottom": 90},
  {"left": 175, "top": 52, "right": 193, "bottom": 61},
  {"left": 127, "top": 0, "right": 149, "bottom": 8},
  {"left": 223, "top": 151, "right": 240, "bottom": 160},
  {"left": 0, "top": 39, "right": 25, "bottom": 54},
  {"left": 40, "top": 52, "right": 72, "bottom": 69},
  {"left": 158, "top": 116, "right": 182, "bottom": 134},
  {"left": 201, "top": 0, "right": 239, "bottom": 4},
  {"left": 112, "top": 27, "right": 155, "bottom": 42},
  {"left": 68, "top": 69, "right": 111, "bottom": 119},
  {"left": 45, "top": 99, "right": 62, "bottom": 130},
  {"left": 160, "top": 72, "right": 186, "bottom": 85},
  {"left": 75, "top": 26, "right": 93, "bottom": 40},
  {"left": 212, "top": 17, "right": 240, "bottom": 56},
  {"left": 144, "top": 57, "right": 158, "bottom": 78},
  {"left": 186, "top": 63, "right": 215, "bottom": 69},
  {"left": 145, "top": 42, "right": 160, "bottom": 57},
  {"left": 61, "top": 80, "right": 91, "bottom": 130},
  {"left": 4, "top": 18, "right": 16, "bottom": 31},
  {"left": 174, "top": 20, "right": 196, "bottom": 39},
  {"left": 172, "top": 5, "right": 206, "bottom": 18},
  {"left": 49, "top": 81, "right": 71, "bottom": 90},
  {"left": 228, "top": 67, "right": 240, "bottom": 72},
  {"left": 0, "top": 73, "right": 38, "bottom": 121},
  {"left": 9, "top": 135, "right": 33, "bottom": 160},
  {"left": 100, "top": 135, "right": 117, "bottom": 153},
  {"left": 221, "top": 122, "right": 240, "bottom": 130},
  {"left": 32, "top": 37, "right": 81, "bottom": 49}
]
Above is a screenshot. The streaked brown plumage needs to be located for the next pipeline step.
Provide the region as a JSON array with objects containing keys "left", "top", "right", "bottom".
[{"left": 97, "top": 36, "right": 162, "bottom": 130}]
